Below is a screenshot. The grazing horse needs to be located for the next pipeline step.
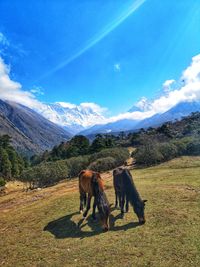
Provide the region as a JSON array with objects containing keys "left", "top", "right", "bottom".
[
  {"left": 79, "top": 170, "right": 110, "bottom": 231},
  {"left": 113, "top": 168, "right": 147, "bottom": 224}
]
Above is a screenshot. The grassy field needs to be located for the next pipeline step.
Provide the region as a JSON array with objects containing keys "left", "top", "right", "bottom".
[{"left": 0, "top": 156, "right": 200, "bottom": 267}]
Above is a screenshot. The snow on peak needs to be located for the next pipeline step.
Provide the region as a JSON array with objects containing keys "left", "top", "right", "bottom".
[{"left": 37, "top": 102, "right": 106, "bottom": 133}]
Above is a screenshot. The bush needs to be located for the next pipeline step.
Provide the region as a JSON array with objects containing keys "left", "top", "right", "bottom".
[
  {"left": 88, "top": 157, "right": 116, "bottom": 172},
  {"left": 159, "top": 142, "right": 178, "bottom": 161},
  {"left": 20, "top": 147, "right": 130, "bottom": 188},
  {"left": 172, "top": 138, "right": 189, "bottom": 156},
  {"left": 20, "top": 161, "right": 69, "bottom": 188},
  {"left": 0, "top": 177, "right": 6, "bottom": 187},
  {"left": 89, "top": 147, "right": 129, "bottom": 166},
  {"left": 65, "top": 156, "right": 90, "bottom": 177},
  {"left": 133, "top": 144, "right": 164, "bottom": 166},
  {"left": 186, "top": 140, "right": 200, "bottom": 155}
]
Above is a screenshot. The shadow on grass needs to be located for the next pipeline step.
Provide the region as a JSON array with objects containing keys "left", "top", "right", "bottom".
[{"left": 43, "top": 209, "right": 141, "bottom": 239}]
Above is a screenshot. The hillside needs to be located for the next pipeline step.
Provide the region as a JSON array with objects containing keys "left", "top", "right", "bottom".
[
  {"left": 0, "top": 113, "right": 40, "bottom": 155},
  {"left": 0, "top": 99, "right": 72, "bottom": 155},
  {"left": 0, "top": 156, "right": 200, "bottom": 266}
]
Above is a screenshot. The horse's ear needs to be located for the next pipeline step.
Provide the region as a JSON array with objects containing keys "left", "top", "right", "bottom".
[{"left": 143, "top": 199, "right": 148, "bottom": 203}]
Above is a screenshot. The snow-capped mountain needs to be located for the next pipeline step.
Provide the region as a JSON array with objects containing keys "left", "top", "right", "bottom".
[
  {"left": 0, "top": 99, "right": 71, "bottom": 155},
  {"left": 134, "top": 101, "right": 200, "bottom": 130},
  {"left": 38, "top": 102, "right": 106, "bottom": 134},
  {"left": 80, "top": 101, "right": 200, "bottom": 135}
]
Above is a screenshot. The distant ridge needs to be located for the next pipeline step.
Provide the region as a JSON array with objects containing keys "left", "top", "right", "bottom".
[
  {"left": 0, "top": 99, "right": 72, "bottom": 155},
  {"left": 79, "top": 101, "right": 200, "bottom": 136}
]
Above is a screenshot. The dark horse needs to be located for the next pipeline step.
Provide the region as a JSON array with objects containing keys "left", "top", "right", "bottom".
[
  {"left": 113, "top": 168, "right": 147, "bottom": 224},
  {"left": 79, "top": 170, "right": 110, "bottom": 231}
]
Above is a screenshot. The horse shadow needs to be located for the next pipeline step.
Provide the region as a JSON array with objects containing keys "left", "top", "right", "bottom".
[{"left": 43, "top": 209, "right": 141, "bottom": 239}]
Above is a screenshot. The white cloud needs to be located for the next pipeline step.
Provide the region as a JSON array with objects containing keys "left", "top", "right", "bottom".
[
  {"left": 30, "top": 86, "right": 44, "bottom": 95},
  {"left": 80, "top": 102, "right": 107, "bottom": 114},
  {"left": 0, "top": 53, "right": 200, "bottom": 129},
  {"left": 114, "top": 63, "right": 121, "bottom": 72},
  {"left": 0, "top": 56, "right": 44, "bottom": 110},
  {"left": 162, "top": 79, "right": 175, "bottom": 93},
  {"left": 56, "top": 102, "right": 76, "bottom": 109},
  {"left": 106, "top": 54, "right": 200, "bottom": 123},
  {"left": 135, "top": 97, "right": 152, "bottom": 111},
  {"left": 0, "top": 32, "right": 9, "bottom": 46},
  {"left": 56, "top": 102, "right": 106, "bottom": 114}
]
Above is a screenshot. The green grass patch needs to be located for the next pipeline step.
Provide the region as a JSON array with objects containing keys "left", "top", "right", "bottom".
[{"left": 0, "top": 156, "right": 200, "bottom": 267}]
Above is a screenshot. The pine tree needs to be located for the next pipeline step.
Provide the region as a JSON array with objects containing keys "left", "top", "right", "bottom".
[
  {"left": 7, "top": 149, "right": 20, "bottom": 177},
  {"left": 0, "top": 148, "right": 12, "bottom": 179}
]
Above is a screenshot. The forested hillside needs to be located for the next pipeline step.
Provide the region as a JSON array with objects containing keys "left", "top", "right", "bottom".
[{"left": 0, "top": 135, "right": 28, "bottom": 186}]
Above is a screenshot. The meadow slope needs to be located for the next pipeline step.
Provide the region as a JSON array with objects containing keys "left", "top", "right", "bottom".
[{"left": 0, "top": 157, "right": 200, "bottom": 267}]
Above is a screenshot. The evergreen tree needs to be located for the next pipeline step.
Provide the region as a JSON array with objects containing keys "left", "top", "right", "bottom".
[
  {"left": 0, "top": 148, "right": 12, "bottom": 178},
  {"left": 7, "top": 148, "right": 20, "bottom": 177}
]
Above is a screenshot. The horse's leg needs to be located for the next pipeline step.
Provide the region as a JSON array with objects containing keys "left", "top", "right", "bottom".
[
  {"left": 79, "top": 192, "right": 85, "bottom": 213},
  {"left": 120, "top": 192, "right": 125, "bottom": 218},
  {"left": 118, "top": 192, "right": 122, "bottom": 209},
  {"left": 125, "top": 194, "right": 129, "bottom": 213},
  {"left": 92, "top": 198, "right": 97, "bottom": 221},
  {"left": 115, "top": 190, "right": 118, "bottom": 208},
  {"left": 84, "top": 193, "right": 87, "bottom": 207},
  {"left": 83, "top": 194, "right": 92, "bottom": 218}
]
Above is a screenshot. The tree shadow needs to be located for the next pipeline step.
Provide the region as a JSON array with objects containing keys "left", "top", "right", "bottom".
[{"left": 44, "top": 209, "right": 141, "bottom": 239}]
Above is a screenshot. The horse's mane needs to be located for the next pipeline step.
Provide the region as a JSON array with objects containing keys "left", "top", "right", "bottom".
[
  {"left": 122, "top": 169, "right": 143, "bottom": 207},
  {"left": 92, "top": 173, "right": 110, "bottom": 216}
]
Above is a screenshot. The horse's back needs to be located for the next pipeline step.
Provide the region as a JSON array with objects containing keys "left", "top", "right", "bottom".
[{"left": 79, "top": 170, "right": 103, "bottom": 194}]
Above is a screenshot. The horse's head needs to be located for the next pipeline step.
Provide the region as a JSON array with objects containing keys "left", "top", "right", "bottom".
[
  {"left": 98, "top": 194, "right": 111, "bottom": 231},
  {"left": 134, "top": 199, "right": 147, "bottom": 224}
]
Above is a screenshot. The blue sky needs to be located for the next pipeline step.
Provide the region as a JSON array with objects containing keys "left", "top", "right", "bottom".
[{"left": 0, "top": 0, "right": 200, "bottom": 116}]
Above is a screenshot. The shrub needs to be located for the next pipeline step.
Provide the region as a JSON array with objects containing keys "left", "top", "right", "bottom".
[
  {"left": 133, "top": 144, "right": 164, "bottom": 166},
  {"left": 20, "top": 161, "right": 69, "bottom": 188},
  {"left": 66, "top": 156, "right": 90, "bottom": 177},
  {"left": 89, "top": 147, "right": 129, "bottom": 166},
  {"left": 186, "top": 140, "right": 200, "bottom": 156},
  {"left": 159, "top": 142, "right": 178, "bottom": 161},
  {"left": 172, "top": 138, "right": 189, "bottom": 156},
  {"left": 88, "top": 157, "right": 116, "bottom": 172},
  {"left": 0, "top": 177, "right": 6, "bottom": 187}
]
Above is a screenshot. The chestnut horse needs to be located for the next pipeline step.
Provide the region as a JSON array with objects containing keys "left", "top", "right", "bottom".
[
  {"left": 79, "top": 170, "right": 110, "bottom": 230},
  {"left": 113, "top": 168, "right": 147, "bottom": 224}
]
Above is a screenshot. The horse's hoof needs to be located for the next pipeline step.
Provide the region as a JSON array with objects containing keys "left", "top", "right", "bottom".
[{"left": 80, "top": 210, "right": 83, "bottom": 214}]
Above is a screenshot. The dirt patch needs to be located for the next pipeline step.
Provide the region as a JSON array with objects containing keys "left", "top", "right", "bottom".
[{"left": 0, "top": 170, "right": 114, "bottom": 213}]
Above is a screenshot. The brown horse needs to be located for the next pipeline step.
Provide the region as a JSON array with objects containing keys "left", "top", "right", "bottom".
[
  {"left": 79, "top": 170, "right": 110, "bottom": 231},
  {"left": 113, "top": 168, "right": 147, "bottom": 224}
]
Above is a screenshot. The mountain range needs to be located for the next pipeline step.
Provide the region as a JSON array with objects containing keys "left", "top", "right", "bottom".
[
  {"left": 37, "top": 102, "right": 105, "bottom": 134},
  {"left": 0, "top": 100, "right": 71, "bottom": 155},
  {"left": 79, "top": 101, "right": 200, "bottom": 136},
  {"left": 0, "top": 98, "right": 200, "bottom": 155}
]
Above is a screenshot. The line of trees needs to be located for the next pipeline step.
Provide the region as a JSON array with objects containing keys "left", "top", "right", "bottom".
[
  {"left": 30, "top": 134, "right": 118, "bottom": 165},
  {"left": 20, "top": 147, "right": 130, "bottom": 188},
  {"left": 0, "top": 135, "right": 28, "bottom": 181},
  {"left": 131, "top": 112, "right": 200, "bottom": 166}
]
